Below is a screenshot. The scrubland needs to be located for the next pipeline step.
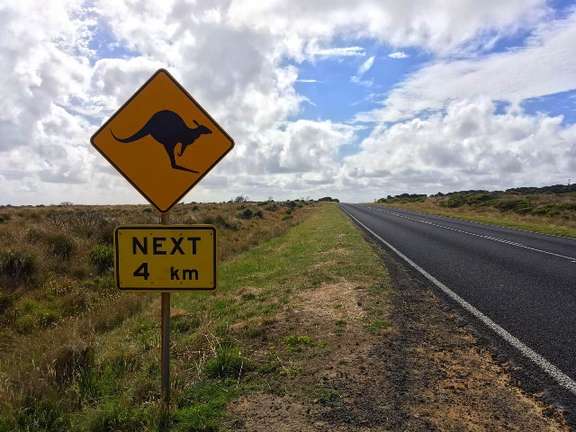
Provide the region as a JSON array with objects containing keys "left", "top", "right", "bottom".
[
  {"left": 0, "top": 201, "right": 569, "bottom": 431},
  {"left": 376, "top": 185, "right": 576, "bottom": 237},
  {"left": 0, "top": 200, "right": 311, "bottom": 431}
]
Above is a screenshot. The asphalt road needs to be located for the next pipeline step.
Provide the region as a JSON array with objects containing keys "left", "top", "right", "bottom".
[{"left": 341, "top": 204, "right": 576, "bottom": 385}]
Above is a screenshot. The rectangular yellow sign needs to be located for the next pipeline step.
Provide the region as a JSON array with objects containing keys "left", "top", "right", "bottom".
[{"left": 114, "top": 225, "right": 216, "bottom": 291}]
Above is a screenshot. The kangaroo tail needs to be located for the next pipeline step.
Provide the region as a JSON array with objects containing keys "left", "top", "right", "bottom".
[{"left": 110, "top": 128, "right": 148, "bottom": 143}]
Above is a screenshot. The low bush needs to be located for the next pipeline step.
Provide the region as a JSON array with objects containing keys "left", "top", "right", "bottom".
[
  {"left": 204, "top": 345, "right": 248, "bottom": 379},
  {"left": 93, "top": 297, "right": 143, "bottom": 333},
  {"left": 47, "top": 234, "right": 75, "bottom": 260},
  {"left": 175, "top": 381, "right": 238, "bottom": 431},
  {"left": 14, "top": 298, "right": 60, "bottom": 332},
  {"left": 264, "top": 203, "right": 278, "bottom": 212},
  {"left": 10, "top": 395, "right": 70, "bottom": 432},
  {"left": 0, "top": 249, "right": 36, "bottom": 284},
  {"left": 439, "top": 195, "right": 466, "bottom": 208},
  {"left": 95, "top": 221, "right": 115, "bottom": 245},
  {"left": 53, "top": 341, "right": 95, "bottom": 388},
  {"left": 89, "top": 245, "right": 114, "bottom": 274},
  {"left": 80, "top": 400, "right": 148, "bottom": 432},
  {"left": 202, "top": 214, "right": 240, "bottom": 230},
  {"left": 238, "top": 208, "right": 254, "bottom": 220},
  {"left": 495, "top": 198, "right": 533, "bottom": 214},
  {"left": 24, "top": 227, "right": 50, "bottom": 244}
]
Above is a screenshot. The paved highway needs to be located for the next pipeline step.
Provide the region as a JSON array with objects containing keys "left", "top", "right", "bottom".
[{"left": 341, "top": 204, "right": 576, "bottom": 391}]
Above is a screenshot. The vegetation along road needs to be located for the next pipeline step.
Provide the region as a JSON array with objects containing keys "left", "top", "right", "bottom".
[
  {"left": 341, "top": 204, "right": 576, "bottom": 412},
  {"left": 3, "top": 202, "right": 571, "bottom": 430}
]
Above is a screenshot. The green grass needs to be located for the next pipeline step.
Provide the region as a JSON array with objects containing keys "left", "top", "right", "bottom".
[
  {"left": 284, "top": 335, "right": 314, "bottom": 352},
  {"left": 1, "top": 203, "right": 389, "bottom": 431}
]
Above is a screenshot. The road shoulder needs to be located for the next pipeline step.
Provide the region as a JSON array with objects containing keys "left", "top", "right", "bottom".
[{"left": 224, "top": 204, "right": 569, "bottom": 431}]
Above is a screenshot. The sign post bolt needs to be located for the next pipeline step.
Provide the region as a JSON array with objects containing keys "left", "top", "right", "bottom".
[{"left": 160, "top": 210, "right": 170, "bottom": 413}]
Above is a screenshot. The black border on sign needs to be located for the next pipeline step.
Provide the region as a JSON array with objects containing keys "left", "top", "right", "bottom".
[
  {"left": 114, "top": 225, "right": 217, "bottom": 291},
  {"left": 90, "top": 69, "right": 235, "bottom": 213}
]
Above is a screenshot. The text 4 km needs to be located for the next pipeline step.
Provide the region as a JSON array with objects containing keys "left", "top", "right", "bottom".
[{"left": 132, "top": 262, "right": 199, "bottom": 281}]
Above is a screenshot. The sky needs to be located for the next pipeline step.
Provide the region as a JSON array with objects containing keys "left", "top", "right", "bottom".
[{"left": 0, "top": 0, "right": 575, "bottom": 205}]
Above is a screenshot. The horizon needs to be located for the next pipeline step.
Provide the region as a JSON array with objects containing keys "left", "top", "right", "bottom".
[{"left": 1, "top": 181, "right": 573, "bottom": 208}]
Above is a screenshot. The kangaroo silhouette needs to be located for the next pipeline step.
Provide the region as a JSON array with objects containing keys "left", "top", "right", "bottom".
[{"left": 111, "top": 110, "right": 212, "bottom": 173}]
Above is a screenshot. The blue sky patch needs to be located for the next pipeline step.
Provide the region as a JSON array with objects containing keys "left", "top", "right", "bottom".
[{"left": 522, "top": 89, "right": 576, "bottom": 125}]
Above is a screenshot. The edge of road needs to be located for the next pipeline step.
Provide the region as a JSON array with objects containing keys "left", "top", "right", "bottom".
[{"left": 339, "top": 203, "right": 576, "bottom": 399}]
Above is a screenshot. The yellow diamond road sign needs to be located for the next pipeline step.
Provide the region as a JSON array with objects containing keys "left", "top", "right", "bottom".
[
  {"left": 115, "top": 225, "right": 216, "bottom": 290},
  {"left": 91, "top": 69, "right": 234, "bottom": 212}
]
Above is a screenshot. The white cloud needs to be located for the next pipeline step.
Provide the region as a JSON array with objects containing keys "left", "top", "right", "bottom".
[
  {"left": 358, "top": 10, "right": 576, "bottom": 123},
  {"left": 229, "top": 0, "right": 548, "bottom": 55},
  {"left": 351, "top": 55, "right": 375, "bottom": 86},
  {"left": 307, "top": 46, "right": 366, "bottom": 58},
  {"left": 357, "top": 56, "right": 375, "bottom": 76},
  {"left": 388, "top": 51, "right": 408, "bottom": 59},
  {"left": 343, "top": 98, "right": 576, "bottom": 198}
]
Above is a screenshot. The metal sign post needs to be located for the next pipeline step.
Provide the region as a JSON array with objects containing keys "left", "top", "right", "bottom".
[{"left": 160, "top": 211, "right": 170, "bottom": 411}]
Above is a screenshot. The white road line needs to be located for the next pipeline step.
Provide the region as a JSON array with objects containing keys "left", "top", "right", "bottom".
[
  {"left": 373, "top": 207, "right": 576, "bottom": 263},
  {"left": 341, "top": 205, "right": 576, "bottom": 396}
]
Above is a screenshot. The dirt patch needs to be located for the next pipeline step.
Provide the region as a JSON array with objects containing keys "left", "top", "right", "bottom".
[
  {"left": 227, "top": 236, "right": 569, "bottom": 431},
  {"left": 299, "top": 281, "right": 364, "bottom": 321},
  {"left": 230, "top": 394, "right": 317, "bottom": 432}
]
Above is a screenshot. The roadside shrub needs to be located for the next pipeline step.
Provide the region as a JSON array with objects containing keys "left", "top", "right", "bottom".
[
  {"left": 238, "top": 208, "right": 254, "bottom": 220},
  {"left": 89, "top": 245, "right": 113, "bottom": 274},
  {"left": 205, "top": 345, "right": 248, "bottom": 379},
  {"left": 15, "top": 299, "right": 59, "bottom": 332},
  {"left": 0, "top": 249, "right": 36, "bottom": 283},
  {"left": 95, "top": 221, "right": 115, "bottom": 245},
  {"left": 53, "top": 342, "right": 95, "bottom": 388},
  {"left": 47, "top": 210, "right": 111, "bottom": 240},
  {"left": 47, "top": 234, "right": 75, "bottom": 260},
  {"left": 81, "top": 400, "right": 147, "bottom": 432},
  {"left": 466, "top": 192, "right": 497, "bottom": 206},
  {"left": 24, "top": 227, "right": 50, "bottom": 244},
  {"left": 172, "top": 314, "right": 201, "bottom": 333},
  {"left": 495, "top": 198, "right": 533, "bottom": 214},
  {"left": 202, "top": 214, "right": 239, "bottom": 230},
  {"left": 439, "top": 195, "right": 466, "bottom": 208},
  {"left": 264, "top": 203, "right": 278, "bottom": 212},
  {"left": 12, "top": 396, "right": 70, "bottom": 432},
  {"left": 93, "top": 297, "right": 143, "bottom": 333}
]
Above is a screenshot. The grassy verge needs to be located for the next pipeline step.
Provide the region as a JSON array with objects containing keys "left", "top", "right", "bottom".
[
  {"left": 377, "top": 201, "right": 576, "bottom": 238},
  {"left": 0, "top": 203, "right": 388, "bottom": 431},
  {"left": 0, "top": 201, "right": 309, "bottom": 342}
]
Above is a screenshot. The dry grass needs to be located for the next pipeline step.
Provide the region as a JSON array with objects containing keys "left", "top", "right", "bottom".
[
  {"left": 0, "top": 200, "right": 314, "bottom": 431},
  {"left": 377, "top": 192, "right": 576, "bottom": 238},
  {"left": 0, "top": 201, "right": 309, "bottom": 338}
]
